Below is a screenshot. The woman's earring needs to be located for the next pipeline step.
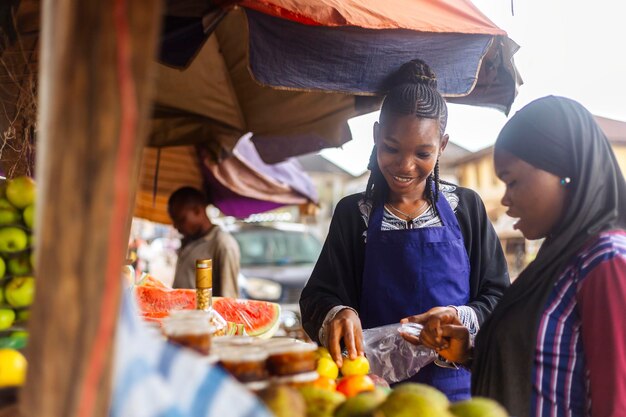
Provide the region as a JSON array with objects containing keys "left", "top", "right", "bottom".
[{"left": 560, "top": 177, "right": 571, "bottom": 186}]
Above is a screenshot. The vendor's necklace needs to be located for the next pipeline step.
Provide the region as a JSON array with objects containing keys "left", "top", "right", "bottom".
[{"left": 386, "top": 200, "right": 429, "bottom": 220}]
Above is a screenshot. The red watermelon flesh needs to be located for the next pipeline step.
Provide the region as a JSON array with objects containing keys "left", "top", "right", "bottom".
[
  {"left": 213, "top": 297, "right": 280, "bottom": 337},
  {"left": 134, "top": 285, "right": 280, "bottom": 337},
  {"left": 135, "top": 285, "right": 196, "bottom": 313}
]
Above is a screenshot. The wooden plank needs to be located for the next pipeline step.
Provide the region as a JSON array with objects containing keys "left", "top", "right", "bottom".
[{"left": 20, "top": 1, "right": 162, "bottom": 417}]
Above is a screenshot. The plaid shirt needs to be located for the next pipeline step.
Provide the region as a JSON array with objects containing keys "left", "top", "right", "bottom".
[{"left": 532, "top": 230, "right": 626, "bottom": 417}]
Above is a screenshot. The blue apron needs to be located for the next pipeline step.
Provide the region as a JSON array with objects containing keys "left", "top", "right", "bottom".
[{"left": 360, "top": 192, "right": 471, "bottom": 401}]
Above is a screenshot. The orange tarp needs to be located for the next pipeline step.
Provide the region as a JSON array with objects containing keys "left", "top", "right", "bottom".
[{"left": 241, "top": 0, "right": 506, "bottom": 35}]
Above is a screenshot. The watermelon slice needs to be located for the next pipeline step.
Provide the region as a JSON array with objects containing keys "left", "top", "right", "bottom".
[
  {"left": 133, "top": 284, "right": 280, "bottom": 338},
  {"left": 137, "top": 274, "right": 169, "bottom": 288},
  {"left": 135, "top": 285, "right": 196, "bottom": 313},
  {"left": 213, "top": 297, "right": 281, "bottom": 338}
]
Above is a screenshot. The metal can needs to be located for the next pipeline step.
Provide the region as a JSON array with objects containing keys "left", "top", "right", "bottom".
[{"left": 196, "top": 259, "right": 213, "bottom": 310}]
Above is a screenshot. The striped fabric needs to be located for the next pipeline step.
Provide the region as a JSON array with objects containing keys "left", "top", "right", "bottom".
[
  {"left": 531, "top": 230, "right": 626, "bottom": 417},
  {"left": 110, "top": 289, "right": 271, "bottom": 417}
]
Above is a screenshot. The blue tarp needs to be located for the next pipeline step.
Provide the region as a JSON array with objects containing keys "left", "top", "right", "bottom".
[{"left": 247, "top": 10, "right": 493, "bottom": 97}]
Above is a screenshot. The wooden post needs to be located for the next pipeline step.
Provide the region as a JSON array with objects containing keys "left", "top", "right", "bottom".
[{"left": 20, "top": 1, "right": 162, "bottom": 417}]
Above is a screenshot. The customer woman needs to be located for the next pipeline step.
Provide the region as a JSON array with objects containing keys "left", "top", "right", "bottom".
[
  {"left": 408, "top": 96, "right": 626, "bottom": 416},
  {"left": 300, "top": 59, "right": 510, "bottom": 401}
]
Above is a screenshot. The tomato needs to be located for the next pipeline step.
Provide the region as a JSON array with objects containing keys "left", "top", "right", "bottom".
[{"left": 336, "top": 375, "right": 375, "bottom": 397}]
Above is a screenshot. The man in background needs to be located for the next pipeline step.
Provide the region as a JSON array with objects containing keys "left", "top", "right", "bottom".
[{"left": 168, "top": 186, "right": 239, "bottom": 297}]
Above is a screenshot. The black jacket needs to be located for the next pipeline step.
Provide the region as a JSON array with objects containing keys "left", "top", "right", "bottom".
[{"left": 300, "top": 186, "right": 510, "bottom": 342}]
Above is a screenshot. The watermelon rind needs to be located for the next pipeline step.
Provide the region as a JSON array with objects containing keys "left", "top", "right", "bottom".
[{"left": 256, "top": 314, "right": 280, "bottom": 339}]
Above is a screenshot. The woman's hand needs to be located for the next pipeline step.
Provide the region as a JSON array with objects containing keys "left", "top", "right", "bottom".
[
  {"left": 327, "top": 308, "right": 364, "bottom": 367},
  {"left": 437, "top": 325, "right": 472, "bottom": 364},
  {"left": 401, "top": 306, "right": 460, "bottom": 349}
]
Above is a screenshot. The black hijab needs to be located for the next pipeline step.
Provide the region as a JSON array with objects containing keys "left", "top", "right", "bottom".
[{"left": 472, "top": 96, "right": 626, "bottom": 416}]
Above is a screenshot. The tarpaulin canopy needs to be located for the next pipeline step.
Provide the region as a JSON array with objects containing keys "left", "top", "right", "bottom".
[
  {"left": 135, "top": 134, "right": 319, "bottom": 223},
  {"left": 241, "top": 0, "right": 520, "bottom": 112},
  {"left": 0, "top": 0, "right": 521, "bottom": 223},
  {"left": 135, "top": 0, "right": 520, "bottom": 223}
]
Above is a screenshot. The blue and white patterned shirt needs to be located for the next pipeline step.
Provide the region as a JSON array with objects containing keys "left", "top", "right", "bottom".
[{"left": 111, "top": 289, "right": 271, "bottom": 417}]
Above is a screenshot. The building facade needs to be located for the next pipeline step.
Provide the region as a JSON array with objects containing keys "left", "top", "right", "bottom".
[{"left": 452, "top": 116, "right": 626, "bottom": 278}]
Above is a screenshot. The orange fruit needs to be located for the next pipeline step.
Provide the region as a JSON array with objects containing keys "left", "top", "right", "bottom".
[
  {"left": 311, "top": 376, "right": 337, "bottom": 391},
  {"left": 336, "top": 375, "right": 375, "bottom": 398}
]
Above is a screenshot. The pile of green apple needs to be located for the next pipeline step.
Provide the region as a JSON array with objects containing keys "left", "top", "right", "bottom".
[{"left": 0, "top": 176, "right": 35, "bottom": 337}]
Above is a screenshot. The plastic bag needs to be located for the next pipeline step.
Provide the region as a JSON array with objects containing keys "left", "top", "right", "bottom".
[{"left": 362, "top": 322, "right": 437, "bottom": 384}]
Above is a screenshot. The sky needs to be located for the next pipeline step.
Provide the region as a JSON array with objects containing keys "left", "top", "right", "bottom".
[{"left": 321, "top": 0, "right": 626, "bottom": 176}]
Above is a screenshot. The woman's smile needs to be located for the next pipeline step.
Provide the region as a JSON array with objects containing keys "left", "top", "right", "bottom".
[{"left": 391, "top": 174, "right": 415, "bottom": 185}]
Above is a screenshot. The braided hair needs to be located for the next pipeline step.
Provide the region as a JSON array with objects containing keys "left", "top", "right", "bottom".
[{"left": 365, "top": 59, "right": 447, "bottom": 206}]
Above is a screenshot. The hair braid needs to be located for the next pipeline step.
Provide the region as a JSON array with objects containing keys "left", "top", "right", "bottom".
[
  {"left": 365, "top": 145, "right": 388, "bottom": 204},
  {"left": 433, "top": 159, "right": 440, "bottom": 203}
]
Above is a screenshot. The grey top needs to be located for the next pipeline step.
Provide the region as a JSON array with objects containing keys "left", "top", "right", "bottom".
[{"left": 173, "top": 226, "right": 240, "bottom": 298}]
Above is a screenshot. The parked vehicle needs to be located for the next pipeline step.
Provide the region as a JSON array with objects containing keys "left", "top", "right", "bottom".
[{"left": 229, "top": 222, "right": 322, "bottom": 314}]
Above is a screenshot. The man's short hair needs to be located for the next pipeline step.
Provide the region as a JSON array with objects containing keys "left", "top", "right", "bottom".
[{"left": 168, "top": 186, "right": 207, "bottom": 208}]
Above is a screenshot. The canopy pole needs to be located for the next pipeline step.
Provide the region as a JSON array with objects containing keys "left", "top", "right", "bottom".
[{"left": 20, "top": 1, "right": 162, "bottom": 417}]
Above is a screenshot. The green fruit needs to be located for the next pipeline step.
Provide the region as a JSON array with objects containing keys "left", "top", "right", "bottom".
[
  {"left": 392, "top": 383, "right": 449, "bottom": 410},
  {"left": 0, "top": 257, "right": 5, "bottom": 279},
  {"left": 449, "top": 397, "right": 508, "bottom": 417},
  {"left": 6, "top": 177, "right": 35, "bottom": 209},
  {"left": 299, "top": 386, "right": 346, "bottom": 417},
  {"left": 0, "top": 227, "right": 28, "bottom": 253},
  {"left": 0, "top": 308, "right": 15, "bottom": 330},
  {"left": 334, "top": 389, "right": 387, "bottom": 417},
  {"left": 7, "top": 254, "right": 31, "bottom": 276},
  {"left": 15, "top": 309, "right": 30, "bottom": 322},
  {"left": 4, "top": 276, "right": 35, "bottom": 308},
  {"left": 375, "top": 390, "right": 454, "bottom": 417},
  {"left": 258, "top": 385, "right": 306, "bottom": 417},
  {"left": 0, "top": 199, "right": 21, "bottom": 226},
  {"left": 22, "top": 205, "right": 34, "bottom": 230},
  {"left": 10, "top": 331, "right": 28, "bottom": 339}
]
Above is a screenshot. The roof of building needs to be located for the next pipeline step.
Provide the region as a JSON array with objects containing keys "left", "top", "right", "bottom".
[
  {"left": 297, "top": 153, "right": 355, "bottom": 176},
  {"left": 440, "top": 142, "right": 472, "bottom": 167},
  {"left": 595, "top": 116, "right": 626, "bottom": 145},
  {"left": 450, "top": 115, "right": 626, "bottom": 166}
]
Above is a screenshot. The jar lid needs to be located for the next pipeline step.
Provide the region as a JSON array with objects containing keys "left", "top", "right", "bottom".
[
  {"left": 272, "top": 371, "right": 319, "bottom": 384},
  {"left": 266, "top": 340, "right": 318, "bottom": 355},
  {"left": 168, "top": 310, "right": 212, "bottom": 319},
  {"left": 162, "top": 314, "right": 216, "bottom": 336},
  {"left": 244, "top": 380, "right": 270, "bottom": 391},
  {"left": 213, "top": 336, "right": 255, "bottom": 347},
  {"left": 217, "top": 347, "right": 269, "bottom": 362}
]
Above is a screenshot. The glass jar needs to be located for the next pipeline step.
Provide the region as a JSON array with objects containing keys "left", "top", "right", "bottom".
[
  {"left": 163, "top": 310, "right": 215, "bottom": 355},
  {"left": 265, "top": 340, "right": 318, "bottom": 376},
  {"left": 218, "top": 347, "right": 269, "bottom": 383}
]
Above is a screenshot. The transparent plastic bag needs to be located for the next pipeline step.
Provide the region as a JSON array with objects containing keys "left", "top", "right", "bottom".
[{"left": 362, "top": 322, "right": 437, "bottom": 383}]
